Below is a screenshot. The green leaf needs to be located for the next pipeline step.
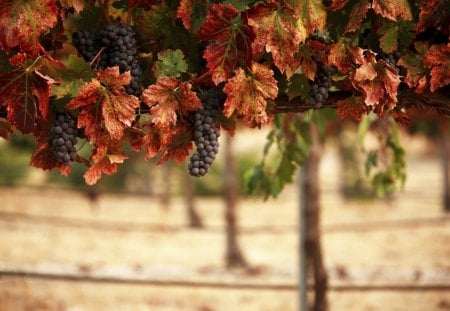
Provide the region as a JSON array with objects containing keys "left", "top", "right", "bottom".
[
  {"left": 379, "top": 24, "right": 399, "bottom": 53},
  {"left": 154, "top": 49, "right": 188, "bottom": 78},
  {"left": 287, "top": 74, "right": 310, "bottom": 101},
  {"left": 52, "top": 55, "right": 95, "bottom": 98}
]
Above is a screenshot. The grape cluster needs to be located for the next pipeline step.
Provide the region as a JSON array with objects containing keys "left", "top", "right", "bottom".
[
  {"left": 72, "top": 23, "right": 142, "bottom": 96},
  {"left": 51, "top": 113, "right": 78, "bottom": 166},
  {"left": 381, "top": 52, "right": 401, "bottom": 73},
  {"left": 306, "top": 63, "right": 332, "bottom": 108},
  {"left": 188, "top": 89, "right": 223, "bottom": 177},
  {"left": 72, "top": 30, "right": 99, "bottom": 62},
  {"left": 98, "top": 24, "right": 142, "bottom": 96}
]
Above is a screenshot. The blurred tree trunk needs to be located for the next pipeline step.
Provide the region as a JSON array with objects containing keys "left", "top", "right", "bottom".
[
  {"left": 183, "top": 170, "right": 204, "bottom": 228},
  {"left": 303, "top": 124, "right": 328, "bottom": 311},
  {"left": 440, "top": 120, "right": 450, "bottom": 213},
  {"left": 224, "top": 133, "right": 248, "bottom": 268}
]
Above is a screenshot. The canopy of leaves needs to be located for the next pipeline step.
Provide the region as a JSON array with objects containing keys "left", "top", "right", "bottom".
[{"left": 0, "top": 0, "right": 447, "bottom": 191}]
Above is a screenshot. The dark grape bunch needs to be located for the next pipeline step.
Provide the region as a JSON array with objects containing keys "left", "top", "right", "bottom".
[
  {"left": 72, "top": 23, "right": 142, "bottom": 96},
  {"left": 98, "top": 23, "right": 142, "bottom": 96},
  {"left": 307, "top": 63, "right": 332, "bottom": 108},
  {"left": 72, "top": 30, "right": 99, "bottom": 62},
  {"left": 381, "top": 52, "right": 401, "bottom": 73},
  {"left": 188, "top": 89, "right": 224, "bottom": 177},
  {"left": 51, "top": 113, "right": 78, "bottom": 166}
]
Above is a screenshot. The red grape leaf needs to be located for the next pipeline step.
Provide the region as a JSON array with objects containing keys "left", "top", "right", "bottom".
[
  {"left": 0, "top": 0, "right": 58, "bottom": 55},
  {"left": 351, "top": 50, "right": 400, "bottom": 114},
  {"left": 67, "top": 67, "right": 139, "bottom": 141},
  {"left": 328, "top": 38, "right": 364, "bottom": 73},
  {"left": 295, "top": 0, "right": 327, "bottom": 38},
  {"left": 371, "top": 0, "right": 412, "bottom": 22},
  {"left": 84, "top": 134, "right": 128, "bottom": 185},
  {"left": 422, "top": 44, "right": 450, "bottom": 92},
  {"left": 30, "top": 140, "right": 71, "bottom": 176},
  {"left": 141, "top": 77, "right": 202, "bottom": 130},
  {"left": 158, "top": 121, "right": 194, "bottom": 164},
  {"left": 397, "top": 48, "right": 428, "bottom": 93},
  {"left": 344, "top": 0, "right": 370, "bottom": 33},
  {"left": 177, "top": 0, "right": 194, "bottom": 30},
  {"left": 0, "top": 117, "right": 14, "bottom": 140},
  {"left": 223, "top": 62, "right": 278, "bottom": 127},
  {"left": 248, "top": 1, "right": 303, "bottom": 78},
  {"left": 416, "top": 0, "right": 449, "bottom": 35},
  {"left": 336, "top": 96, "right": 371, "bottom": 120},
  {"left": 59, "top": 0, "right": 84, "bottom": 13},
  {"left": 141, "top": 124, "right": 174, "bottom": 159},
  {"left": 330, "top": 0, "right": 350, "bottom": 11},
  {"left": 298, "top": 44, "right": 317, "bottom": 80},
  {"left": 0, "top": 66, "right": 55, "bottom": 134},
  {"left": 197, "top": 4, "right": 255, "bottom": 85}
]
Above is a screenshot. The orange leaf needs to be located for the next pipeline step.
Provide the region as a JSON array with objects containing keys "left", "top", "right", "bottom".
[
  {"left": 422, "top": 44, "right": 450, "bottom": 92},
  {"left": 351, "top": 51, "right": 400, "bottom": 113},
  {"left": 223, "top": 63, "right": 278, "bottom": 127},
  {"left": 336, "top": 96, "right": 371, "bottom": 120},
  {"left": 197, "top": 4, "right": 255, "bottom": 85},
  {"left": 416, "top": 0, "right": 449, "bottom": 34},
  {"left": 0, "top": 67, "right": 54, "bottom": 134},
  {"left": 0, "top": 0, "right": 58, "bottom": 55},
  {"left": 371, "top": 0, "right": 412, "bottom": 22},
  {"left": 67, "top": 67, "right": 139, "bottom": 141},
  {"left": 248, "top": 1, "right": 303, "bottom": 78},
  {"left": 141, "top": 77, "right": 202, "bottom": 130}
]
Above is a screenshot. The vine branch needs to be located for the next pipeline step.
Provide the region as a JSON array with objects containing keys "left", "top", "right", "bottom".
[{"left": 272, "top": 86, "right": 450, "bottom": 116}]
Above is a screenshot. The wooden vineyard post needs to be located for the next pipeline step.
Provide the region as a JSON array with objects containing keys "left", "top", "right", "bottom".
[
  {"left": 301, "top": 123, "right": 328, "bottom": 311},
  {"left": 224, "top": 133, "right": 248, "bottom": 268}
]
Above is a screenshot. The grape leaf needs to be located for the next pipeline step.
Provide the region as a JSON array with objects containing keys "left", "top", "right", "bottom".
[
  {"left": 59, "top": 0, "right": 84, "bottom": 13},
  {"left": 154, "top": 49, "right": 188, "bottom": 78},
  {"left": 158, "top": 121, "right": 194, "bottom": 164},
  {"left": 328, "top": 38, "right": 364, "bottom": 73},
  {"left": 140, "top": 123, "right": 174, "bottom": 159},
  {"left": 248, "top": 1, "right": 303, "bottom": 78},
  {"left": 223, "top": 62, "right": 278, "bottom": 127},
  {"left": 422, "top": 44, "right": 450, "bottom": 92},
  {"left": 371, "top": 0, "right": 412, "bottom": 22},
  {"left": 52, "top": 55, "right": 95, "bottom": 99},
  {"left": 397, "top": 45, "right": 428, "bottom": 93},
  {"left": 0, "top": 0, "right": 58, "bottom": 55},
  {"left": 30, "top": 140, "right": 71, "bottom": 176},
  {"left": 177, "top": 0, "right": 207, "bottom": 32},
  {"left": 67, "top": 67, "right": 140, "bottom": 141},
  {"left": 141, "top": 77, "right": 202, "bottom": 130},
  {"left": 330, "top": 0, "right": 350, "bottom": 11},
  {"left": 336, "top": 95, "right": 371, "bottom": 120},
  {"left": 295, "top": 0, "right": 327, "bottom": 38},
  {"left": 297, "top": 43, "right": 317, "bottom": 80},
  {"left": 0, "top": 63, "right": 55, "bottom": 134},
  {"left": 197, "top": 3, "right": 255, "bottom": 85},
  {"left": 344, "top": 0, "right": 370, "bottom": 33},
  {"left": 379, "top": 24, "right": 399, "bottom": 53},
  {"left": 84, "top": 134, "right": 128, "bottom": 185},
  {"left": 351, "top": 50, "right": 400, "bottom": 114},
  {"left": 416, "top": 0, "right": 449, "bottom": 35},
  {"left": 0, "top": 117, "right": 14, "bottom": 140}
]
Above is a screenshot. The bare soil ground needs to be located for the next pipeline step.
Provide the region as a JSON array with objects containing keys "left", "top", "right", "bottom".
[{"left": 0, "top": 134, "right": 449, "bottom": 310}]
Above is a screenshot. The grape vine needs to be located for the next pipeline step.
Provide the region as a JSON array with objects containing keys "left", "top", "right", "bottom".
[{"left": 0, "top": 0, "right": 447, "bottom": 190}]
